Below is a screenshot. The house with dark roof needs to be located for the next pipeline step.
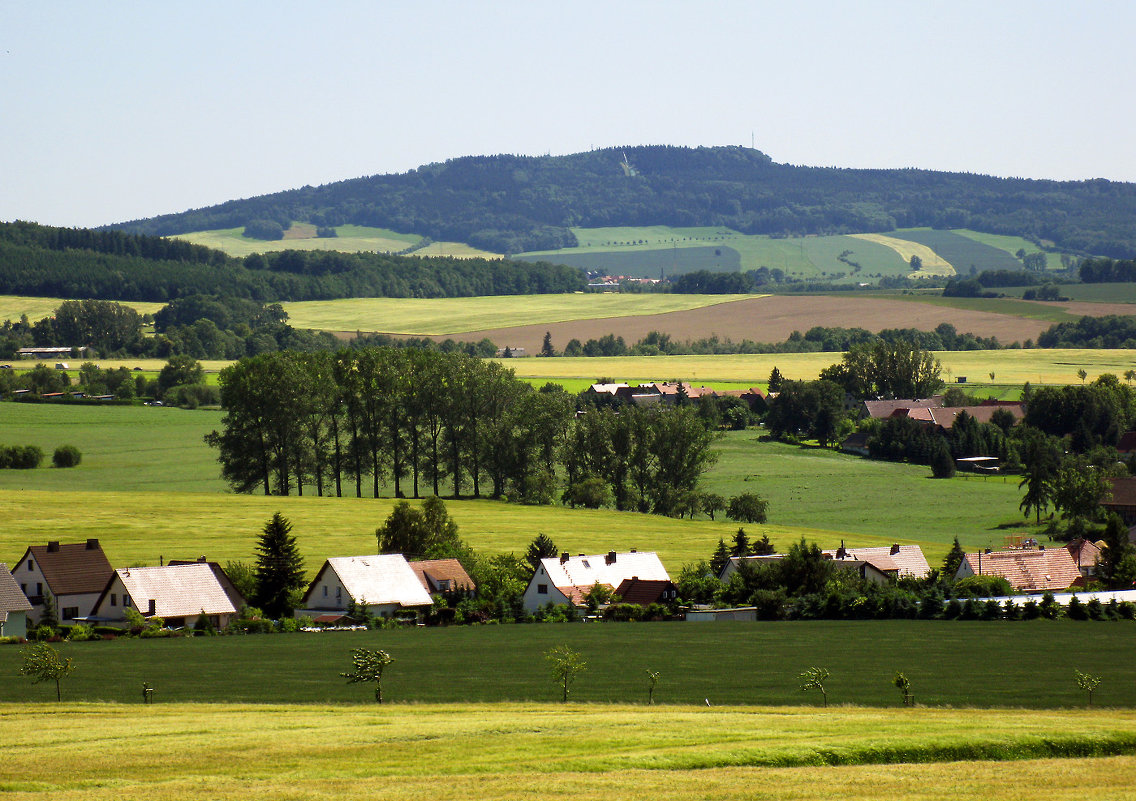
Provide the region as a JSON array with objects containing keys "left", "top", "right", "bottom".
[
  {"left": 1103, "top": 477, "right": 1136, "bottom": 525},
  {"left": 408, "top": 558, "right": 475, "bottom": 596},
  {"left": 0, "top": 565, "right": 33, "bottom": 638},
  {"left": 12, "top": 540, "right": 114, "bottom": 624},
  {"left": 613, "top": 577, "right": 677, "bottom": 607},
  {"left": 955, "top": 547, "right": 1081, "bottom": 592},
  {"left": 90, "top": 563, "right": 241, "bottom": 629},
  {"left": 1066, "top": 538, "right": 1103, "bottom": 580}
]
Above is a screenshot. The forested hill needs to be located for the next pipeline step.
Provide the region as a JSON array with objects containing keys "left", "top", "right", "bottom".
[
  {"left": 111, "top": 145, "right": 1136, "bottom": 258},
  {"left": 0, "top": 221, "right": 585, "bottom": 302}
]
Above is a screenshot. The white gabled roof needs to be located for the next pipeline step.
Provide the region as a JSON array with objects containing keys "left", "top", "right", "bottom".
[
  {"left": 325, "top": 555, "right": 434, "bottom": 608},
  {"left": 116, "top": 563, "right": 237, "bottom": 618},
  {"left": 540, "top": 551, "right": 670, "bottom": 597}
]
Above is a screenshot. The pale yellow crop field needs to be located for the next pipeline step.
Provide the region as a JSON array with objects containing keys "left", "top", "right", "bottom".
[
  {"left": 282, "top": 294, "right": 756, "bottom": 335},
  {"left": 496, "top": 349, "right": 1136, "bottom": 387},
  {"left": 2, "top": 703, "right": 1134, "bottom": 801},
  {"left": 0, "top": 295, "right": 164, "bottom": 322},
  {"left": 850, "top": 233, "right": 955, "bottom": 277}
]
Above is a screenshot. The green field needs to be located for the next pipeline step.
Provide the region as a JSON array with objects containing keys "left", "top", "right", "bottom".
[
  {"left": 2, "top": 622, "right": 1134, "bottom": 707},
  {"left": 3, "top": 699, "right": 1134, "bottom": 800},
  {"left": 281, "top": 293, "right": 753, "bottom": 335},
  {"left": 519, "top": 226, "right": 909, "bottom": 280},
  {"left": 858, "top": 291, "right": 1079, "bottom": 323},
  {"left": 173, "top": 224, "right": 501, "bottom": 259},
  {"left": 885, "top": 229, "right": 1024, "bottom": 274},
  {"left": 1000, "top": 282, "right": 1136, "bottom": 304},
  {"left": 953, "top": 228, "right": 1072, "bottom": 267}
]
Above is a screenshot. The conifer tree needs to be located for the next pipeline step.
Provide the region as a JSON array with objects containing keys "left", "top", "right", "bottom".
[
  {"left": 942, "top": 536, "right": 966, "bottom": 579},
  {"left": 709, "top": 538, "right": 731, "bottom": 576},
  {"left": 253, "top": 512, "right": 305, "bottom": 619}
]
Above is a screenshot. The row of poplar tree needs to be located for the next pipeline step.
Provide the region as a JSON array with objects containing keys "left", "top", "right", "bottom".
[{"left": 205, "top": 348, "right": 718, "bottom": 516}]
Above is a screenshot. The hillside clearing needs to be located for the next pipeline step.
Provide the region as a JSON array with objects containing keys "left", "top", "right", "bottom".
[{"left": 848, "top": 233, "right": 954, "bottom": 277}]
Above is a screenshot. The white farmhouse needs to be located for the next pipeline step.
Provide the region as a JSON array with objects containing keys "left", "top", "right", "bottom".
[
  {"left": 90, "top": 563, "right": 241, "bottom": 629},
  {"left": 12, "top": 539, "right": 114, "bottom": 623},
  {"left": 296, "top": 554, "right": 433, "bottom": 620},
  {"left": 0, "top": 564, "right": 33, "bottom": 638},
  {"left": 523, "top": 550, "right": 670, "bottom": 613}
]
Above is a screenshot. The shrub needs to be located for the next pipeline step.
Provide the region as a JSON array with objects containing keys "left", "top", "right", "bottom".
[
  {"left": 1066, "top": 596, "right": 1087, "bottom": 620},
  {"left": 1021, "top": 599, "right": 1041, "bottom": 619},
  {"left": 52, "top": 445, "right": 82, "bottom": 468},
  {"left": 1039, "top": 591, "right": 1062, "bottom": 619},
  {"left": 66, "top": 623, "right": 94, "bottom": 642}
]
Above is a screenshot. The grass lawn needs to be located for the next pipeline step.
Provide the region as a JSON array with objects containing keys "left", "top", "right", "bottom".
[
  {"left": 704, "top": 434, "right": 1027, "bottom": 561},
  {"left": 3, "top": 621, "right": 1135, "bottom": 707},
  {"left": 172, "top": 224, "right": 422, "bottom": 257},
  {"left": 2, "top": 699, "right": 1134, "bottom": 800},
  {"left": 281, "top": 293, "right": 754, "bottom": 335}
]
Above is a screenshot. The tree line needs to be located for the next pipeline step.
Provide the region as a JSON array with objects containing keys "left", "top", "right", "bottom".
[
  {"left": 205, "top": 348, "right": 720, "bottom": 517},
  {"left": 111, "top": 146, "right": 1136, "bottom": 258},
  {"left": 0, "top": 221, "right": 585, "bottom": 303}
]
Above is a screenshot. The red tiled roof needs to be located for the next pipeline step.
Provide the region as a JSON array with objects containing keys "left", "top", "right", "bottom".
[
  {"left": 613, "top": 578, "right": 676, "bottom": 606},
  {"left": 22, "top": 541, "right": 113, "bottom": 596},
  {"left": 960, "top": 548, "right": 1080, "bottom": 592},
  {"left": 407, "top": 559, "right": 475, "bottom": 594}
]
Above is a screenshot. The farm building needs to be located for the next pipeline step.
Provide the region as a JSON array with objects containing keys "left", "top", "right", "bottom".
[
  {"left": 861, "top": 397, "right": 943, "bottom": 419},
  {"left": 613, "top": 577, "right": 678, "bottom": 606},
  {"left": 899, "top": 404, "right": 1023, "bottom": 431},
  {"left": 1065, "top": 538, "right": 1102, "bottom": 580},
  {"left": 12, "top": 539, "right": 114, "bottom": 624},
  {"left": 0, "top": 564, "right": 34, "bottom": 638},
  {"left": 90, "top": 563, "right": 240, "bottom": 629},
  {"left": 297, "top": 554, "right": 433, "bottom": 619},
  {"left": 955, "top": 547, "right": 1080, "bottom": 592},
  {"left": 523, "top": 550, "right": 670, "bottom": 613},
  {"left": 1103, "top": 477, "right": 1136, "bottom": 526},
  {"left": 408, "top": 558, "right": 475, "bottom": 596}
]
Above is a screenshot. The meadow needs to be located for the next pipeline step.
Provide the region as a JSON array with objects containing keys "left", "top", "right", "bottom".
[
  {"left": 883, "top": 229, "right": 1025, "bottom": 274},
  {"left": 0, "top": 294, "right": 163, "bottom": 323},
  {"left": 280, "top": 293, "right": 752, "bottom": 335},
  {"left": 1, "top": 622, "right": 1134, "bottom": 707},
  {"left": 3, "top": 699, "right": 1135, "bottom": 800},
  {"left": 848, "top": 233, "right": 953, "bottom": 277}
]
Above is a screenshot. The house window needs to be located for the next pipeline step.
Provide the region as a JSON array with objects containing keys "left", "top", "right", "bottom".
[
  {"left": 124, "top": 594, "right": 132, "bottom": 607},
  {"left": 36, "top": 582, "right": 42, "bottom": 595},
  {"left": 62, "top": 607, "right": 78, "bottom": 621},
  {"left": 323, "top": 585, "right": 328, "bottom": 597},
  {"left": 335, "top": 587, "right": 341, "bottom": 599},
  {"left": 20, "top": 584, "right": 25, "bottom": 593},
  {"left": 111, "top": 594, "right": 117, "bottom": 606},
  {"left": 581, "top": 560, "right": 590, "bottom": 568},
  {"left": 537, "top": 584, "right": 548, "bottom": 594},
  {"left": 26, "top": 560, "right": 32, "bottom": 571}
]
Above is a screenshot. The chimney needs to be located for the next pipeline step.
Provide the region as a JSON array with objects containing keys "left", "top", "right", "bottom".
[
  {"left": 86, "top": 538, "right": 99, "bottom": 550},
  {"left": 630, "top": 548, "right": 637, "bottom": 553},
  {"left": 984, "top": 548, "right": 991, "bottom": 554},
  {"left": 147, "top": 599, "right": 156, "bottom": 616},
  {"left": 606, "top": 551, "right": 616, "bottom": 565},
  {"left": 198, "top": 556, "right": 207, "bottom": 562},
  {"left": 836, "top": 540, "right": 847, "bottom": 559},
  {"left": 47, "top": 541, "right": 60, "bottom": 552},
  {"left": 560, "top": 552, "right": 569, "bottom": 564},
  {"left": 890, "top": 543, "right": 901, "bottom": 555},
  {"left": 159, "top": 555, "right": 164, "bottom": 566},
  {"left": 1039, "top": 544, "right": 1045, "bottom": 550}
]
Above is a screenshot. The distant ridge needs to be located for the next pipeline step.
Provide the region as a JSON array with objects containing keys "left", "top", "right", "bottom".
[{"left": 109, "top": 145, "right": 1136, "bottom": 259}]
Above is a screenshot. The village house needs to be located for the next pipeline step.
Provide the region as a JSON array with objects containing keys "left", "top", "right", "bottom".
[
  {"left": 296, "top": 554, "right": 433, "bottom": 620},
  {"left": 167, "top": 557, "right": 248, "bottom": 611},
  {"left": 408, "top": 558, "right": 476, "bottom": 596},
  {"left": 1065, "top": 538, "right": 1102, "bottom": 581},
  {"left": 0, "top": 565, "right": 34, "bottom": 638},
  {"left": 955, "top": 547, "right": 1081, "bottom": 593},
  {"left": 90, "top": 562, "right": 242, "bottom": 629},
  {"left": 1103, "top": 477, "right": 1136, "bottom": 526},
  {"left": 523, "top": 550, "right": 670, "bottom": 613},
  {"left": 613, "top": 577, "right": 678, "bottom": 607},
  {"left": 12, "top": 539, "right": 114, "bottom": 623},
  {"left": 720, "top": 544, "right": 929, "bottom": 584}
]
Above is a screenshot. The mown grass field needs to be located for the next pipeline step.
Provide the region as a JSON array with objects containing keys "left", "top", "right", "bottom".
[
  {"left": 1001, "top": 282, "right": 1136, "bottom": 304},
  {"left": 2, "top": 622, "right": 1134, "bottom": 707},
  {"left": 858, "top": 291, "right": 1079, "bottom": 323},
  {"left": 885, "top": 229, "right": 1024, "bottom": 274},
  {"left": 281, "top": 293, "right": 754, "bottom": 335},
  {"left": 849, "top": 233, "right": 954, "bottom": 277},
  {"left": 3, "top": 700, "right": 1135, "bottom": 801},
  {"left": 173, "top": 224, "right": 421, "bottom": 257}
]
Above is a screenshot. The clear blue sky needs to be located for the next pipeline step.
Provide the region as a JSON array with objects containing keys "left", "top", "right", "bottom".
[{"left": 2, "top": 0, "right": 1134, "bottom": 228}]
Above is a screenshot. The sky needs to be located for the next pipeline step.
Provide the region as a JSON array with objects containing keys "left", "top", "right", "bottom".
[{"left": 2, "top": 0, "right": 1135, "bottom": 228}]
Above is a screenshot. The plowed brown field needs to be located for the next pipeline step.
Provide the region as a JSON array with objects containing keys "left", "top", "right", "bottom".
[{"left": 403, "top": 295, "right": 1053, "bottom": 352}]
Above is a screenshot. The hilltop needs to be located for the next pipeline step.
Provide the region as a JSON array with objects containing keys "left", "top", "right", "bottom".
[{"left": 109, "top": 145, "right": 1136, "bottom": 259}]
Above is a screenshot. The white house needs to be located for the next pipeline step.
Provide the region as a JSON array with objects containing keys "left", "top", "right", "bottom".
[
  {"left": 90, "top": 563, "right": 240, "bottom": 629},
  {"left": 0, "top": 565, "right": 33, "bottom": 638},
  {"left": 12, "top": 539, "right": 114, "bottom": 623},
  {"left": 296, "top": 554, "right": 433, "bottom": 619},
  {"left": 522, "top": 550, "right": 670, "bottom": 613}
]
